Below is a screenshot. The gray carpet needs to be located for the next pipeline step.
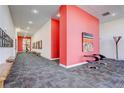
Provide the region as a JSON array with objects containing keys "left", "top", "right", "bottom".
[{"left": 4, "top": 53, "right": 124, "bottom": 88}]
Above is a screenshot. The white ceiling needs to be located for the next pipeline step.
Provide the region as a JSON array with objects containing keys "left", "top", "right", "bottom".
[
  {"left": 9, "top": 5, "right": 59, "bottom": 36},
  {"left": 9, "top": 5, "right": 124, "bottom": 36},
  {"left": 79, "top": 5, "right": 124, "bottom": 23}
]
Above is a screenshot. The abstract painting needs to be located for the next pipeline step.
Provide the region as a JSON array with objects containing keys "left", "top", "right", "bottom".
[{"left": 82, "top": 32, "right": 94, "bottom": 52}]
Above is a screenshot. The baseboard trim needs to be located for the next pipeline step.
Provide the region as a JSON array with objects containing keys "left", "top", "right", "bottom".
[
  {"left": 50, "top": 58, "right": 60, "bottom": 60},
  {"left": 59, "top": 62, "right": 88, "bottom": 68}
]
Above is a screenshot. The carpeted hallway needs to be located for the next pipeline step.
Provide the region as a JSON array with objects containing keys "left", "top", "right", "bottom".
[{"left": 4, "top": 53, "right": 124, "bottom": 88}]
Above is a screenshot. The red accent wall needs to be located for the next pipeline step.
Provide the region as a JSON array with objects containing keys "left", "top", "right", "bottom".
[
  {"left": 51, "top": 19, "right": 60, "bottom": 58},
  {"left": 59, "top": 6, "right": 67, "bottom": 65},
  {"left": 18, "top": 36, "right": 31, "bottom": 52},
  {"left": 60, "top": 5, "right": 99, "bottom": 66}
]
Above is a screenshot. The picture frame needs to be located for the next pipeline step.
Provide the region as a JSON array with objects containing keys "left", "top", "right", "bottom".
[
  {"left": 33, "top": 40, "right": 42, "bottom": 49},
  {"left": 37, "top": 41, "right": 40, "bottom": 49},
  {"left": 0, "top": 27, "right": 13, "bottom": 47},
  {"left": 33, "top": 43, "right": 35, "bottom": 49},
  {"left": 40, "top": 40, "right": 42, "bottom": 49},
  {"left": 36, "top": 42, "right": 38, "bottom": 49},
  {"left": 82, "top": 32, "right": 94, "bottom": 52}
]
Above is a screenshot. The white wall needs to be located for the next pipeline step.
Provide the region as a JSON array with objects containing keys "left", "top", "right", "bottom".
[
  {"left": 100, "top": 18, "right": 124, "bottom": 60},
  {"left": 32, "top": 20, "right": 51, "bottom": 59},
  {"left": 0, "top": 6, "right": 16, "bottom": 64}
]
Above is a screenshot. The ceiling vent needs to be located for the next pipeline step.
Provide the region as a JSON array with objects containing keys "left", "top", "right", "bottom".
[{"left": 102, "top": 12, "right": 110, "bottom": 16}]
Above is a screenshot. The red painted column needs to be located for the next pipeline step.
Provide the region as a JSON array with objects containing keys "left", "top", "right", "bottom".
[
  {"left": 59, "top": 5, "right": 99, "bottom": 66},
  {"left": 59, "top": 5, "right": 68, "bottom": 66},
  {"left": 51, "top": 19, "right": 60, "bottom": 58},
  {"left": 18, "top": 36, "right": 23, "bottom": 52}
]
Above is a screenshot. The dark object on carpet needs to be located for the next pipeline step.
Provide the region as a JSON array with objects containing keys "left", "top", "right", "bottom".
[
  {"left": 89, "top": 66, "right": 98, "bottom": 70},
  {"left": 94, "top": 56, "right": 99, "bottom": 61},
  {"left": 93, "top": 54, "right": 106, "bottom": 60},
  {"left": 85, "top": 54, "right": 106, "bottom": 62},
  {"left": 99, "top": 62, "right": 107, "bottom": 66}
]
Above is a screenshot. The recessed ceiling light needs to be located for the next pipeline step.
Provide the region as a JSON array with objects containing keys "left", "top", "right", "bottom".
[
  {"left": 57, "top": 13, "right": 60, "bottom": 17},
  {"left": 32, "top": 9, "right": 39, "bottom": 14},
  {"left": 112, "top": 13, "right": 116, "bottom": 16},
  {"left": 26, "top": 27, "right": 30, "bottom": 30},
  {"left": 28, "top": 21, "right": 33, "bottom": 24}
]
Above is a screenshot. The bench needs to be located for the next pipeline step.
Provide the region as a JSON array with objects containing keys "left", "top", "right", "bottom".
[
  {"left": 0, "top": 57, "right": 15, "bottom": 88},
  {"left": 31, "top": 51, "right": 41, "bottom": 57},
  {"left": 6, "top": 56, "right": 15, "bottom": 63}
]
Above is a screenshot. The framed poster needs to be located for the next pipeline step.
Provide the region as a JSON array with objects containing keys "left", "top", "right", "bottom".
[
  {"left": 39, "top": 40, "right": 42, "bottom": 49},
  {"left": 0, "top": 28, "right": 2, "bottom": 47},
  {"left": 34, "top": 42, "right": 36, "bottom": 49},
  {"left": 33, "top": 43, "right": 35, "bottom": 49},
  {"left": 82, "top": 32, "right": 94, "bottom": 52},
  {"left": 33, "top": 43, "right": 34, "bottom": 49},
  {"left": 0, "top": 27, "right": 13, "bottom": 47},
  {"left": 37, "top": 42, "right": 39, "bottom": 49},
  {"left": 0, "top": 28, "right": 2, "bottom": 38},
  {"left": 32, "top": 40, "right": 42, "bottom": 49},
  {"left": 34, "top": 43, "right": 35, "bottom": 49},
  {"left": 36, "top": 42, "right": 38, "bottom": 49}
]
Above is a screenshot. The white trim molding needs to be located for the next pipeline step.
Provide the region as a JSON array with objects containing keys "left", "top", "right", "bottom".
[
  {"left": 50, "top": 58, "right": 60, "bottom": 60},
  {"left": 59, "top": 62, "right": 88, "bottom": 68}
]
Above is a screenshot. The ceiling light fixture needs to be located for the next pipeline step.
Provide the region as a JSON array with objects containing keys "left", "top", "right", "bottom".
[
  {"left": 112, "top": 13, "right": 116, "bottom": 16},
  {"left": 26, "top": 27, "right": 30, "bottom": 30},
  {"left": 32, "top": 9, "right": 39, "bottom": 14},
  {"left": 57, "top": 13, "right": 60, "bottom": 17},
  {"left": 28, "top": 21, "right": 33, "bottom": 24}
]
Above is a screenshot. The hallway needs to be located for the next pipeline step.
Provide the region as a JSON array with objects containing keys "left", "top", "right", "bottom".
[
  {"left": 5, "top": 53, "right": 92, "bottom": 88},
  {"left": 4, "top": 53, "right": 124, "bottom": 88}
]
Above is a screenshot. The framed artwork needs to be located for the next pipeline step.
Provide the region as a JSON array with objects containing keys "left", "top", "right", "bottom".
[
  {"left": 33, "top": 40, "right": 42, "bottom": 49},
  {"left": 40, "top": 40, "right": 42, "bottom": 49},
  {"left": 0, "top": 40, "right": 1, "bottom": 47},
  {"left": 33, "top": 42, "right": 35, "bottom": 49},
  {"left": 36, "top": 42, "right": 38, "bottom": 49},
  {"left": 82, "top": 32, "right": 94, "bottom": 52},
  {"left": 34, "top": 42, "right": 35, "bottom": 49},
  {"left": 0, "top": 27, "right": 13, "bottom": 47},
  {"left": 0, "top": 29, "right": 2, "bottom": 47},
  {"left": 35, "top": 42, "right": 36, "bottom": 49},
  {"left": 37, "top": 41, "right": 40, "bottom": 49},
  {"left": 34, "top": 42, "right": 36, "bottom": 49},
  {"left": 33, "top": 43, "right": 35, "bottom": 49},
  {"left": 37, "top": 42, "right": 38, "bottom": 49}
]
